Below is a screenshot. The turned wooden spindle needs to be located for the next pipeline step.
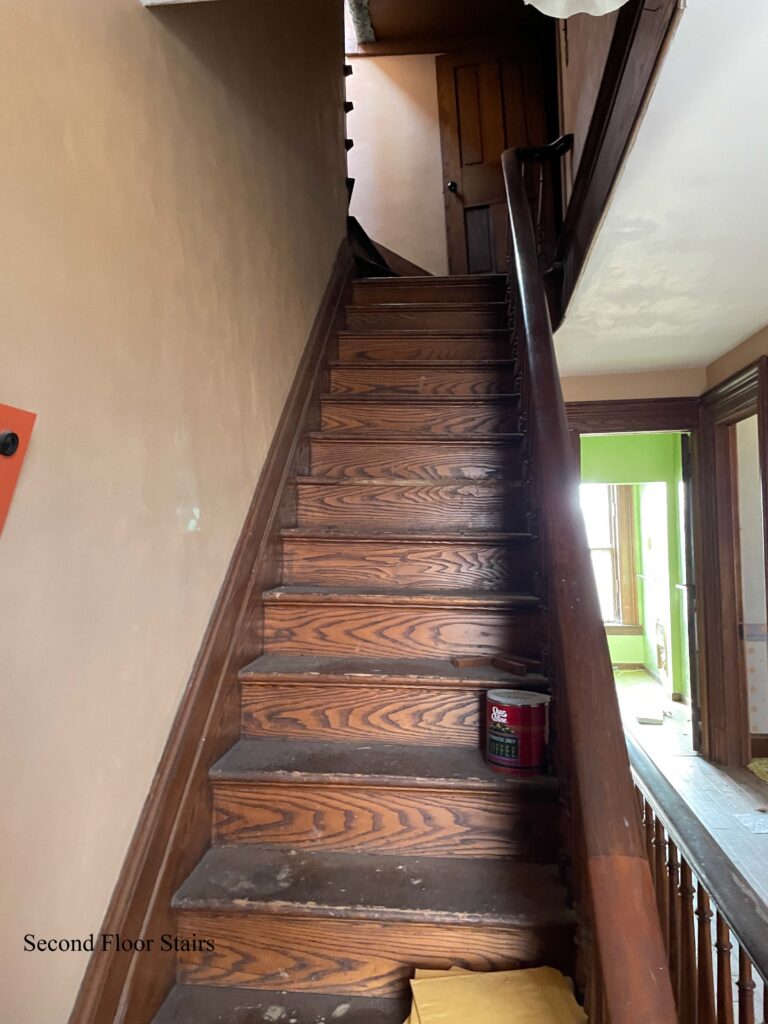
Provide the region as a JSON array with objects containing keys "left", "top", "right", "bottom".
[
  {"left": 736, "top": 948, "right": 755, "bottom": 1024},
  {"left": 679, "top": 860, "right": 697, "bottom": 1019},
  {"left": 667, "top": 839, "right": 680, "bottom": 994},
  {"left": 644, "top": 799, "right": 656, "bottom": 874},
  {"left": 715, "top": 912, "right": 734, "bottom": 1024},
  {"left": 697, "top": 886, "right": 716, "bottom": 1024},
  {"left": 654, "top": 818, "right": 669, "bottom": 946}
]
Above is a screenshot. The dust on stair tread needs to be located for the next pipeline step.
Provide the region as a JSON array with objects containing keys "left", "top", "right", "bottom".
[
  {"left": 152, "top": 985, "right": 407, "bottom": 1024},
  {"left": 172, "top": 847, "right": 573, "bottom": 926},
  {"left": 238, "top": 653, "right": 548, "bottom": 691},
  {"left": 210, "top": 738, "right": 556, "bottom": 791},
  {"left": 262, "top": 586, "right": 540, "bottom": 607}
]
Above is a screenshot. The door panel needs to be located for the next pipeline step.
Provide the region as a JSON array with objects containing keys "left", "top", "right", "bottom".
[{"left": 437, "top": 51, "right": 550, "bottom": 275}]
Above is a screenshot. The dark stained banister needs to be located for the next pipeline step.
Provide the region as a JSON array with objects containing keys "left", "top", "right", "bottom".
[{"left": 501, "top": 144, "right": 679, "bottom": 1024}]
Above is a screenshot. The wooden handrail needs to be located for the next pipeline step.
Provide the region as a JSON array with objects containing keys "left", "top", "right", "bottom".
[
  {"left": 628, "top": 735, "right": 768, "bottom": 987},
  {"left": 502, "top": 146, "right": 678, "bottom": 1023}
]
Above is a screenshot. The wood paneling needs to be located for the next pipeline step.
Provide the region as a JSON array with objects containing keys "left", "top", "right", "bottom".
[{"left": 68, "top": 242, "right": 355, "bottom": 1024}]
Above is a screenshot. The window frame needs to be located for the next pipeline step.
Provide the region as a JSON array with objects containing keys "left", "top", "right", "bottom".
[{"left": 582, "top": 483, "right": 641, "bottom": 633}]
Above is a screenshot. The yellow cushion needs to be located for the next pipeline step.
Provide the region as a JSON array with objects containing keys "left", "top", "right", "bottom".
[{"left": 404, "top": 967, "right": 586, "bottom": 1024}]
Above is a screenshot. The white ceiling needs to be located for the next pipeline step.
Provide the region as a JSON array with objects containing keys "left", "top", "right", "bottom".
[{"left": 555, "top": 0, "right": 768, "bottom": 377}]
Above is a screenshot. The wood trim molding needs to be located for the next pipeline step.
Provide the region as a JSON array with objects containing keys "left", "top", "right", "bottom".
[
  {"left": 566, "top": 397, "right": 699, "bottom": 434},
  {"left": 752, "top": 734, "right": 768, "bottom": 758},
  {"left": 700, "top": 360, "right": 759, "bottom": 423},
  {"left": 68, "top": 239, "right": 354, "bottom": 1024},
  {"left": 556, "top": 0, "right": 682, "bottom": 324}
]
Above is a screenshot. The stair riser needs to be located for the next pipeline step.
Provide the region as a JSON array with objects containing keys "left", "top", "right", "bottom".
[
  {"left": 330, "top": 366, "right": 517, "bottom": 396},
  {"left": 320, "top": 401, "right": 519, "bottom": 435},
  {"left": 338, "top": 336, "right": 509, "bottom": 361},
  {"left": 263, "top": 603, "right": 543, "bottom": 660},
  {"left": 346, "top": 307, "right": 506, "bottom": 332},
  {"left": 309, "top": 439, "right": 522, "bottom": 480},
  {"left": 176, "top": 912, "right": 573, "bottom": 995},
  {"left": 212, "top": 782, "right": 557, "bottom": 859},
  {"left": 352, "top": 281, "right": 506, "bottom": 305},
  {"left": 297, "top": 483, "right": 526, "bottom": 531},
  {"left": 241, "top": 683, "right": 481, "bottom": 746},
  {"left": 282, "top": 539, "right": 534, "bottom": 590}
]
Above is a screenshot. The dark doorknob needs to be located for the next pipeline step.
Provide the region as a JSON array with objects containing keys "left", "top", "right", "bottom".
[
  {"left": 446, "top": 180, "right": 458, "bottom": 193},
  {"left": 0, "top": 431, "right": 19, "bottom": 457}
]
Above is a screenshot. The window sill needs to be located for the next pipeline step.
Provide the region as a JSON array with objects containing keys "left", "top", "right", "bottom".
[{"left": 605, "top": 623, "right": 643, "bottom": 636}]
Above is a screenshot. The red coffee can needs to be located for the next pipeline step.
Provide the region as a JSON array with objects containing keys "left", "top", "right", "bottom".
[{"left": 486, "top": 689, "right": 550, "bottom": 776}]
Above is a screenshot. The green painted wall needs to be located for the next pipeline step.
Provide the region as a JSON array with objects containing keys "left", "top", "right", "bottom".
[{"left": 580, "top": 433, "right": 688, "bottom": 696}]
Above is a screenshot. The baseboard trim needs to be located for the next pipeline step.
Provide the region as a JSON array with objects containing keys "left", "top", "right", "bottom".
[
  {"left": 68, "top": 238, "right": 354, "bottom": 1024},
  {"left": 752, "top": 734, "right": 768, "bottom": 758}
]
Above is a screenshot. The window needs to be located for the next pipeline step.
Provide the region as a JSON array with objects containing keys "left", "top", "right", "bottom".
[{"left": 579, "top": 483, "right": 640, "bottom": 629}]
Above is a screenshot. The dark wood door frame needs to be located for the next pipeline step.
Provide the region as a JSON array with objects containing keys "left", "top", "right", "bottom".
[
  {"left": 695, "top": 362, "right": 768, "bottom": 765},
  {"left": 566, "top": 396, "right": 701, "bottom": 745}
]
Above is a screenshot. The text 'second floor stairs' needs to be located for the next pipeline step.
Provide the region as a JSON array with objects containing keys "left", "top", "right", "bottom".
[{"left": 153, "top": 275, "right": 575, "bottom": 1024}]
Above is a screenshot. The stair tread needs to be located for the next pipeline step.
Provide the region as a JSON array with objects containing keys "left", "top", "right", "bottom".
[
  {"left": 153, "top": 985, "right": 406, "bottom": 1024},
  {"left": 262, "top": 586, "right": 539, "bottom": 607},
  {"left": 298, "top": 475, "right": 523, "bottom": 486},
  {"left": 356, "top": 274, "right": 505, "bottom": 286},
  {"left": 321, "top": 393, "right": 518, "bottom": 404},
  {"left": 338, "top": 329, "right": 508, "bottom": 338},
  {"left": 210, "top": 738, "right": 553, "bottom": 791},
  {"left": 239, "top": 653, "right": 548, "bottom": 689},
  {"left": 346, "top": 302, "right": 506, "bottom": 312},
  {"left": 310, "top": 431, "right": 523, "bottom": 442},
  {"left": 173, "top": 846, "right": 572, "bottom": 926},
  {"left": 282, "top": 527, "right": 534, "bottom": 541},
  {"left": 330, "top": 359, "right": 516, "bottom": 368}
]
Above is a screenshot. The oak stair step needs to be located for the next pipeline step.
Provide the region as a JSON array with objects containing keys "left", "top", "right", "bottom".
[
  {"left": 338, "top": 331, "right": 509, "bottom": 362},
  {"left": 296, "top": 477, "right": 527, "bottom": 531},
  {"left": 238, "top": 652, "right": 549, "bottom": 691},
  {"left": 320, "top": 395, "right": 520, "bottom": 435},
  {"left": 281, "top": 527, "right": 536, "bottom": 590},
  {"left": 210, "top": 739, "right": 558, "bottom": 856},
  {"left": 211, "top": 737, "right": 553, "bottom": 791},
  {"left": 262, "top": 586, "right": 543, "bottom": 660},
  {"left": 329, "top": 359, "right": 518, "bottom": 395},
  {"left": 353, "top": 274, "right": 506, "bottom": 305},
  {"left": 346, "top": 303, "right": 507, "bottom": 332},
  {"left": 309, "top": 434, "right": 524, "bottom": 480},
  {"left": 238, "top": 653, "right": 547, "bottom": 747},
  {"left": 153, "top": 985, "right": 407, "bottom": 1024},
  {"left": 172, "top": 848, "right": 575, "bottom": 993}
]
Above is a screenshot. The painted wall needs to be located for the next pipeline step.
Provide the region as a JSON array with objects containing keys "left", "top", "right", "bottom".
[
  {"left": 580, "top": 434, "right": 688, "bottom": 695},
  {"left": 346, "top": 55, "right": 449, "bottom": 275},
  {"left": 0, "top": 1, "right": 346, "bottom": 1020},
  {"left": 735, "top": 417, "right": 768, "bottom": 735}
]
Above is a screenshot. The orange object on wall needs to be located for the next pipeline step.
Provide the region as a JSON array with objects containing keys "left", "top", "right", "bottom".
[{"left": 0, "top": 403, "right": 36, "bottom": 536}]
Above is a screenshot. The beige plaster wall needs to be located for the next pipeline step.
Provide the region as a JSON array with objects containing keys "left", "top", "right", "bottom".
[
  {"left": 0, "top": 1, "right": 346, "bottom": 1020},
  {"left": 346, "top": 54, "right": 449, "bottom": 275},
  {"left": 560, "top": 367, "right": 706, "bottom": 402},
  {"left": 706, "top": 324, "right": 768, "bottom": 389}
]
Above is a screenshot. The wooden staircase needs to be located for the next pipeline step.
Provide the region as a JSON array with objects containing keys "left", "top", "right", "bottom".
[{"left": 153, "top": 274, "right": 575, "bottom": 1024}]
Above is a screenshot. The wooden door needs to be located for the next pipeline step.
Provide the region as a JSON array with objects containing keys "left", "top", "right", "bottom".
[{"left": 436, "top": 51, "right": 550, "bottom": 275}]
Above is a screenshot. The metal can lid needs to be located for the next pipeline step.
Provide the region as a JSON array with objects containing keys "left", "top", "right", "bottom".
[{"left": 487, "top": 689, "right": 551, "bottom": 706}]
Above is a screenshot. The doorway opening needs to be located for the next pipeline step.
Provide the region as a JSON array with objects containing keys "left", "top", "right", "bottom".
[{"left": 578, "top": 432, "right": 696, "bottom": 755}]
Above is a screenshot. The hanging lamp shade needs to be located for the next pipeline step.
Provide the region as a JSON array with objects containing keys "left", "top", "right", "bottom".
[{"left": 523, "top": 0, "right": 631, "bottom": 16}]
